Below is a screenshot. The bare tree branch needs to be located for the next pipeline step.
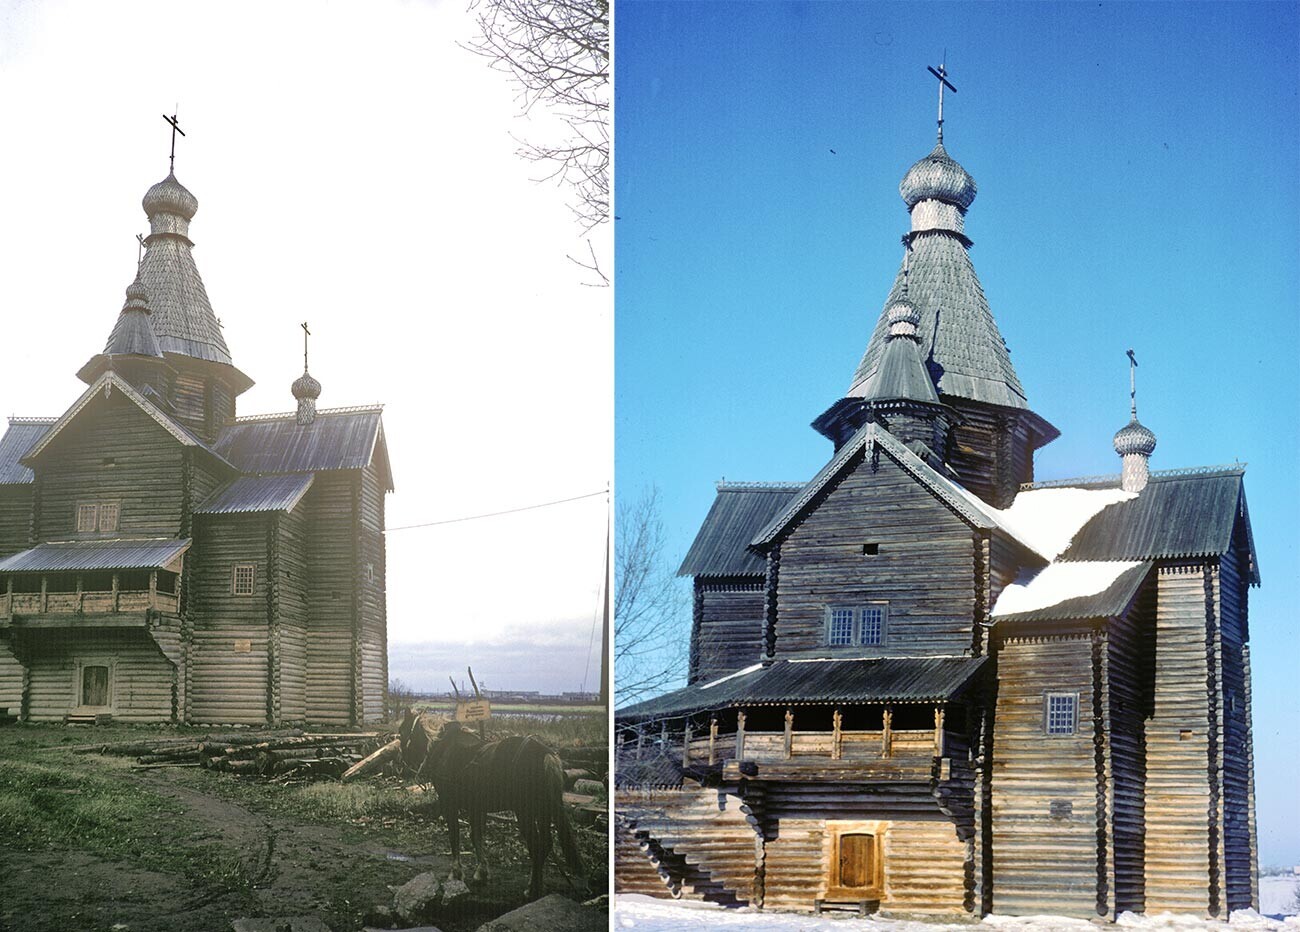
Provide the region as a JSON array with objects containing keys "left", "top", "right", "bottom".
[
  {"left": 614, "top": 486, "right": 688, "bottom": 706},
  {"left": 464, "top": 0, "right": 609, "bottom": 234}
]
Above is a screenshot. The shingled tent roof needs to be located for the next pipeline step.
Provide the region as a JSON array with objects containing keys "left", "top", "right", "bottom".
[
  {"left": 1042, "top": 468, "right": 1258, "bottom": 584},
  {"left": 0, "top": 419, "right": 54, "bottom": 485},
  {"left": 617, "top": 656, "right": 989, "bottom": 723},
  {"left": 678, "top": 483, "right": 802, "bottom": 577},
  {"left": 850, "top": 231, "right": 1027, "bottom": 410},
  {"left": 214, "top": 407, "right": 393, "bottom": 491}
]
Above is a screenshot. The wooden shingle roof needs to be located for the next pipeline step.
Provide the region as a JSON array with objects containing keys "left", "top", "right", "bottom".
[
  {"left": 1055, "top": 468, "right": 1257, "bottom": 583},
  {"left": 677, "top": 483, "right": 802, "bottom": 577},
  {"left": 214, "top": 407, "right": 393, "bottom": 491},
  {"left": 195, "top": 474, "right": 315, "bottom": 515},
  {"left": 0, "top": 419, "right": 54, "bottom": 485},
  {"left": 0, "top": 538, "right": 190, "bottom": 573},
  {"left": 617, "top": 656, "right": 989, "bottom": 723},
  {"left": 850, "top": 231, "right": 1027, "bottom": 410}
]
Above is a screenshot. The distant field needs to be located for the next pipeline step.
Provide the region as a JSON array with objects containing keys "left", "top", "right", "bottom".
[{"left": 414, "top": 701, "right": 605, "bottom": 716}]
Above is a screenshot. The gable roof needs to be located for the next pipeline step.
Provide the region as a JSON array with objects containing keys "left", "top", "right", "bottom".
[
  {"left": 992, "top": 561, "right": 1151, "bottom": 624},
  {"left": 678, "top": 483, "right": 802, "bottom": 577},
  {"left": 751, "top": 422, "right": 1008, "bottom": 550},
  {"left": 0, "top": 419, "right": 55, "bottom": 485},
  {"left": 617, "top": 656, "right": 989, "bottom": 723},
  {"left": 1020, "top": 468, "right": 1258, "bottom": 585},
  {"left": 0, "top": 538, "right": 190, "bottom": 574},
  {"left": 213, "top": 406, "right": 393, "bottom": 490},
  {"left": 195, "top": 474, "right": 315, "bottom": 515},
  {"left": 19, "top": 372, "right": 235, "bottom": 472}
]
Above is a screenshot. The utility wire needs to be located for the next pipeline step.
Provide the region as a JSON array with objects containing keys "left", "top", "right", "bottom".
[{"left": 385, "top": 488, "right": 607, "bottom": 532}]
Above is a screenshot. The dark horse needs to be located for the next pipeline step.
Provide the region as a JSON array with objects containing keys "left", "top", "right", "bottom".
[{"left": 398, "top": 711, "right": 583, "bottom": 899}]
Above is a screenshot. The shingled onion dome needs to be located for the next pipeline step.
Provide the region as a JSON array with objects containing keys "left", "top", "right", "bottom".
[
  {"left": 142, "top": 173, "right": 199, "bottom": 225},
  {"left": 292, "top": 368, "right": 322, "bottom": 426},
  {"left": 899, "top": 143, "right": 977, "bottom": 236},
  {"left": 1114, "top": 417, "right": 1157, "bottom": 493}
]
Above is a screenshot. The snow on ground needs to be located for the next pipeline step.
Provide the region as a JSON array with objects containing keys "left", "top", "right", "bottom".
[
  {"left": 991, "top": 560, "right": 1143, "bottom": 617},
  {"left": 1261, "top": 875, "right": 1300, "bottom": 918},
  {"left": 615, "top": 894, "right": 1300, "bottom": 931}
]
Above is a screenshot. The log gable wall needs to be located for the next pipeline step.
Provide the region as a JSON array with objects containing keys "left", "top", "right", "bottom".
[{"left": 774, "top": 451, "right": 977, "bottom": 659}]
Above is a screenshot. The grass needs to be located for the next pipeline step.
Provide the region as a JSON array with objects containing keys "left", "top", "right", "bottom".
[{"left": 0, "top": 720, "right": 608, "bottom": 932}]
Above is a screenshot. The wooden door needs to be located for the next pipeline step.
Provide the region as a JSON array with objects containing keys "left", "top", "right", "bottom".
[
  {"left": 82, "top": 665, "right": 109, "bottom": 707},
  {"left": 839, "top": 833, "right": 874, "bottom": 889}
]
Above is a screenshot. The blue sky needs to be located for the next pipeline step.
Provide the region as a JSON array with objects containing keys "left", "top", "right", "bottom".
[{"left": 614, "top": 3, "right": 1299, "bottom": 865}]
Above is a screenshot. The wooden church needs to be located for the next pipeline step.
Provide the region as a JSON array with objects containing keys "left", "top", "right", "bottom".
[
  {"left": 615, "top": 68, "right": 1259, "bottom": 920},
  {"left": 0, "top": 155, "right": 393, "bottom": 727}
]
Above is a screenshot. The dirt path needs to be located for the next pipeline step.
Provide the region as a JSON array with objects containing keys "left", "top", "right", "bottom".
[{"left": 1, "top": 762, "right": 577, "bottom": 932}]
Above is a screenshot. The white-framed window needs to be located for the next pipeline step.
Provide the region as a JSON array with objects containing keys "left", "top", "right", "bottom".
[
  {"left": 77, "top": 503, "right": 98, "bottom": 533},
  {"left": 828, "top": 608, "right": 854, "bottom": 646},
  {"left": 76, "top": 502, "right": 121, "bottom": 533},
  {"left": 232, "top": 563, "right": 256, "bottom": 596},
  {"left": 825, "top": 603, "right": 889, "bottom": 647},
  {"left": 98, "top": 502, "right": 120, "bottom": 533},
  {"left": 1045, "top": 692, "right": 1078, "bottom": 735}
]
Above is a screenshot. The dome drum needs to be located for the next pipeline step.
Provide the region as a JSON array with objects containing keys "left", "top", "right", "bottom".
[{"left": 910, "top": 200, "right": 965, "bottom": 234}]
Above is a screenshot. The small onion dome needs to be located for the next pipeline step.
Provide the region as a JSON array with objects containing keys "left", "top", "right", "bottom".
[
  {"left": 885, "top": 295, "right": 922, "bottom": 340},
  {"left": 899, "top": 143, "right": 977, "bottom": 211},
  {"left": 142, "top": 172, "right": 198, "bottom": 220},
  {"left": 292, "top": 369, "right": 322, "bottom": 402},
  {"left": 122, "top": 277, "right": 151, "bottom": 314},
  {"left": 1113, "top": 417, "right": 1157, "bottom": 457}
]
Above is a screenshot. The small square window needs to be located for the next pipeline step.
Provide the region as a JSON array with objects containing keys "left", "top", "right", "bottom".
[
  {"left": 98, "top": 503, "right": 119, "bottom": 533},
  {"left": 1045, "top": 692, "right": 1077, "bottom": 735},
  {"left": 828, "top": 608, "right": 854, "bottom": 646},
  {"left": 77, "top": 504, "right": 98, "bottom": 533},
  {"left": 232, "top": 563, "right": 256, "bottom": 596},
  {"left": 862, "top": 543, "right": 879, "bottom": 556}
]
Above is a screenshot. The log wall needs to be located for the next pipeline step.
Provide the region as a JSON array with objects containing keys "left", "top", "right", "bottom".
[
  {"left": 775, "top": 450, "right": 976, "bottom": 658},
  {"left": 1217, "top": 536, "right": 1254, "bottom": 911},
  {"left": 357, "top": 464, "right": 387, "bottom": 723},
  {"left": 880, "top": 817, "right": 970, "bottom": 917},
  {"left": 617, "top": 786, "right": 760, "bottom": 904},
  {"left": 1144, "top": 565, "right": 1214, "bottom": 914},
  {"left": 19, "top": 628, "right": 174, "bottom": 722},
  {"left": 690, "top": 578, "right": 765, "bottom": 684},
  {"left": 276, "top": 506, "right": 309, "bottom": 724},
  {"left": 305, "top": 472, "right": 359, "bottom": 725},
  {"left": 991, "top": 631, "right": 1100, "bottom": 916},
  {"left": 35, "top": 394, "right": 184, "bottom": 540},
  {"left": 941, "top": 401, "right": 1034, "bottom": 510},
  {"left": 1108, "top": 580, "right": 1155, "bottom": 914},
  {"left": 0, "top": 636, "right": 23, "bottom": 714},
  {"left": 189, "top": 513, "right": 269, "bottom": 725},
  {"left": 0, "top": 486, "right": 33, "bottom": 558}
]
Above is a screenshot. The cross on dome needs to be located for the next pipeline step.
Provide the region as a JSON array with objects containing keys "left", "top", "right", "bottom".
[{"left": 926, "top": 57, "right": 957, "bottom": 143}]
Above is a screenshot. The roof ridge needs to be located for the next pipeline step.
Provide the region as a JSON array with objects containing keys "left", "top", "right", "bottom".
[
  {"left": 233, "top": 403, "right": 384, "bottom": 423},
  {"left": 8, "top": 417, "right": 58, "bottom": 425},
  {"left": 715, "top": 480, "right": 804, "bottom": 492},
  {"left": 1022, "top": 463, "right": 1246, "bottom": 491}
]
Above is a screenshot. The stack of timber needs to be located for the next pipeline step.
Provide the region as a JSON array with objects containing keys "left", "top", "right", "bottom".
[{"left": 68, "top": 728, "right": 389, "bottom": 779}]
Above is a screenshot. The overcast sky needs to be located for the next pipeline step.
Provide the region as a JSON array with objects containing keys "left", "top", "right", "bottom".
[
  {"left": 0, "top": 0, "right": 611, "bottom": 696},
  {"left": 615, "top": 2, "right": 1298, "bottom": 865}
]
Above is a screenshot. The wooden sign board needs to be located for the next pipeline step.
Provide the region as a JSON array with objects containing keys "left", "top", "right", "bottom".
[{"left": 455, "top": 698, "right": 491, "bottom": 722}]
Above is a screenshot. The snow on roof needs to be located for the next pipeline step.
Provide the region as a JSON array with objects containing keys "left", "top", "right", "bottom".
[
  {"left": 699, "top": 663, "right": 763, "bottom": 690},
  {"left": 947, "top": 482, "right": 1135, "bottom": 561},
  {"left": 992, "top": 560, "right": 1144, "bottom": 618}
]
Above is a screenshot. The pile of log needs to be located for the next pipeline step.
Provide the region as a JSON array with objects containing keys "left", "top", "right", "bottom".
[{"left": 66, "top": 729, "right": 393, "bottom": 779}]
